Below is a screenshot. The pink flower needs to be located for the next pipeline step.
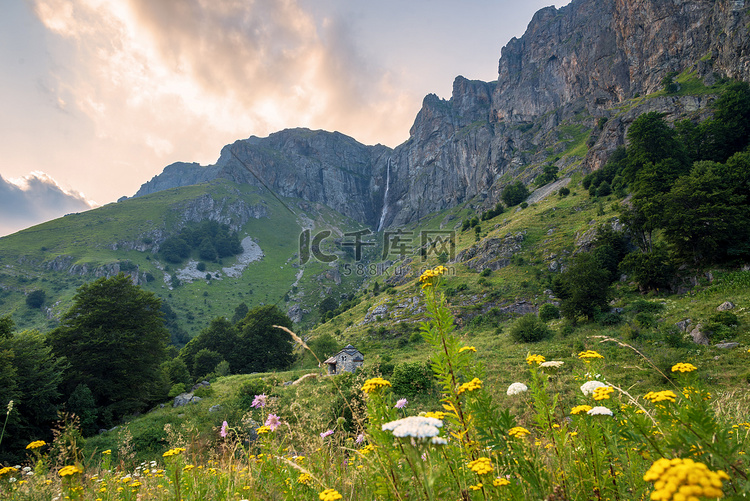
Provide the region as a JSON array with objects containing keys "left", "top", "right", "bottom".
[
  {"left": 355, "top": 433, "right": 365, "bottom": 444},
  {"left": 251, "top": 394, "right": 267, "bottom": 408},
  {"left": 395, "top": 398, "right": 408, "bottom": 409},
  {"left": 265, "top": 414, "right": 281, "bottom": 431},
  {"left": 320, "top": 429, "right": 334, "bottom": 439},
  {"left": 220, "top": 421, "right": 228, "bottom": 438}
]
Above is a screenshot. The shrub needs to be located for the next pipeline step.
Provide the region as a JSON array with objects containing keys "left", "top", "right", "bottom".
[
  {"left": 509, "top": 313, "right": 553, "bottom": 343},
  {"left": 502, "top": 181, "right": 530, "bottom": 207},
  {"left": 538, "top": 303, "right": 560, "bottom": 322},
  {"left": 635, "top": 312, "right": 657, "bottom": 329},
  {"left": 558, "top": 187, "right": 570, "bottom": 197},
  {"left": 391, "top": 362, "right": 433, "bottom": 398},
  {"left": 168, "top": 383, "right": 186, "bottom": 398},
  {"left": 26, "top": 289, "right": 46, "bottom": 309},
  {"left": 709, "top": 311, "right": 739, "bottom": 327},
  {"left": 480, "top": 268, "right": 492, "bottom": 277}
]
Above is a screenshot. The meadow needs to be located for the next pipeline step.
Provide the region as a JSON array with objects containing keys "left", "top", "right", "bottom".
[{"left": 2, "top": 267, "right": 748, "bottom": 500}]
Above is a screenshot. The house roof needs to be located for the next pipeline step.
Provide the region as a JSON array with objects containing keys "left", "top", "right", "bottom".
[{"left": 323, "top": 356, "right": 337, "bottom": 365}]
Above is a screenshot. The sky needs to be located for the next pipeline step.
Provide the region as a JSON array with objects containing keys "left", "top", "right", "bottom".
[{"left": 0, "top": 0, "right": 570, "bottom": 237}]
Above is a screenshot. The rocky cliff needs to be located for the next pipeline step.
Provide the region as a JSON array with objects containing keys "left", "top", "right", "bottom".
[{"left": 133, "top": 0, "right": 750, "bottom": 229}]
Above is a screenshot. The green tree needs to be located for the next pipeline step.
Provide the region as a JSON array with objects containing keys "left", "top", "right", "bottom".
[
  {"left": 231, "top": 303, "right": 249, "bottom": 324},
  {"left": 48, "top": 274, "right": 169, "bottom": 419},
  {"left": 502, "top": 181, "right": 530, "bottom": 207},
  {"left": 67, "top": 384, "right": 98, "bottom": 436},
  {"left": 179, "top": 317, "right": 239, "bottom": 376},
  {"left": 509, "top": 314, "right": 553, "bottom": 343},
  {"left": 620, "top": 244, "right": 675, "bottom": 292},
  {"left": 306, "top": 333, "right": 341, "bottom": 364},
  {"left": 193, "top": 349, "right": 225, "bottom": 379},
  {"left": 26, "top": 290, "right": 46, "bottom": 309},
  {"left": 556, "top": 253, "right": 611, "bottom": 322},
  {"left": 235, "top": 305, "right": 294, "bottom": 373},
  {"left": 623, "top": 112, "right": 688, "bottom": 186}
]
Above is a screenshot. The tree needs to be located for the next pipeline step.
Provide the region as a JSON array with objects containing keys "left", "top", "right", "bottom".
[
  {"left": 48, "top": 273, "right": 169, "bottom": 419},
  {"left": 26, "top": 290, "right": 46, "bottom": 309},
  {"left": 557, "top": 253, "right": 611, "bottom": 322},
  {"left": 179, "top": 317, "right": 240, "bottom": 376},
  {"left": 234, "top": 305, "right": 294, "bottom": 373},
  {"left": 67, "top": 384, "right": 98, "bottom": 436},
  {"left": 502, "top": 181, "right": 530, "bottom": 207},
  {"left": 623, "top": 112, "right": 688, "bottom": 185}
]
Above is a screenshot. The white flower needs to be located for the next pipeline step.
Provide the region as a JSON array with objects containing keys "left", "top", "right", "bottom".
[
  {"left": 580, "top": 380, "right": 607, "bottom": 396},
  {"left": 382, "top": 416, "right": 443, "bottom": 439},
  {"left": 587, "top": 406, "right": 613, "bottom": 416},
  {"left": 431, "top": 437, "right": 448, "bottom": 445},
  {"left": 539, "top": 361, "right": 564, "bottom": 369},
  {"left": 506, "top": 382, "right": 528, "bottom": 396}
]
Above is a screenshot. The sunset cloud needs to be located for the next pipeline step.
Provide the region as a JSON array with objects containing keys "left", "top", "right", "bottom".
[{"left": 0, "top": 172, "right": 94, "bottom": 237}]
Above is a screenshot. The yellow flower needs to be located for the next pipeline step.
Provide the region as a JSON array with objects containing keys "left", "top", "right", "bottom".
[
  {"left": 508, "top": 426, "right": 530, "bottom": 439},
  {"left": 102, "top": 449, "right": 111, "bottom": 455},
  {"left": 457, "top": 377, "right": 483, "bottom": 395},
  {"left": 577, "top": 350, "right": 604, "bottom": 361},
  {"left": 418, "top": 266, "right": 447, "bottom": 288},
  {"left": 183, "top": 464, "right": 194, "bottom": 472},
  {"left": 298, "top": 473, "right": 312, "bottom": 486},
  {"left": 644, "top": 390, "right": 677, "bottom": 404},
  {"left": 0, "top": 467, "right": 18, "bottom": 476},
  {"left": 671, "top": 362, "right": 697, "bottom": 373},
  {"left": 467, "top": 457, "right": 493, "bottom": 475},
  {"left": 162, "top": 447, "right": 186, "bottom": 457},
  {"left": 493, "top": 477, "right": 511, "bottom": 487},
  {"left": 592, "top": 386, "right": 614, "bottom": 401},
  {"left": 59, "top": 465, "right": 83, "bottom": 477},
  {"left": 422, "top": 411, "right": 446, "bottom": 419},
  {"left": 26, "top": 440, "right": 46, "bottom": 449},
  {"left": 459, "top": 346, "right": 477, "bottom": 353},
  {"left": 257, "top": 426, "right": 271, "bottom": 434},
  {"left": 526, "top": 354, "right": 545, "bottom": 365},
  {"left": 359, "top": 444, "right": 376, "bottom": 455},
  {"left": 643, "top": 457, "right": 729, "bottom": 500},
  {"left": 361, "top": 377, "right": 392, "bottom": 394},
  {"left": 469, "top": 483, "right": 483, "bottom": 491},
  {"left": 319, "top": 488, "right": 343, "bottom": 501}
]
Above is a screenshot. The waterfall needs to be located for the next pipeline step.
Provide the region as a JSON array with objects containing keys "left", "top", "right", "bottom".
[{"left": 377, "top": 158, "right": 391, "bottom": 232}]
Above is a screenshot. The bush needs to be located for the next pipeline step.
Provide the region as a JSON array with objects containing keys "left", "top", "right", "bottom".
[
  {"left": 236, "top": 378, "right": 275, "bottom": 409},
  {"left": 480, "top": 268, "right": 492, "bottom": 277},
  {"left": 502, "top": 181, "right": 530, "bottom": 207},
  {"left": 26, "top": 289, "right": 46, "bottom": 309},
  {"left": 558, "top": 187, "right": 570, "bottom": 197},
  {"left": 596, "top": 311, "right": 622, "bottom": 326},
  {"left": 509, "top": 314, "right": 553, "bottom": 343},
  {"left": 635, "top": 312, "right": 657, "bottom": 329},
  {"left": 538, "top": 304, "right": 560, "bottom": 322},
  {"left": 168, "top": 383, "right": 186, "bottom": 398},
  {"left": 391, "top": 362, "right": 433, "bottom": 398},
  {"left": 709, "top": 311, "right": 739, "bottom": 327}
]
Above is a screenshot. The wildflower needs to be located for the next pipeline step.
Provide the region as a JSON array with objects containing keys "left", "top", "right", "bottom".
[
  {"left": 265, "top": 414, "right": 281, "bottom": 431},
  {"left": 320, "top": 429, "right": 334, "bottom": 439},
  {"left": 251, "top": 394, "right": 268, "bottom": 408},
  {"left": 580, "top": 380, "right": 607, "bottom": 396},
  {"left": 592, "top": 386, "right": 614, "bottom": 401},
  {"left": 571, "top": 405, "right": 592, "bottom": 415},
  {"left": 493, "top": 477, "right": 511, "bottom": 487},
  {"left": 298, "top": 473, "right": 312, "bottom": 486},
  {"left": 0, "top": 467, "right": 18, "bottom": 476},
  {"left": 643, "top": 457, "right": 729, "bottom": 500},
  {"left": 644, "top": 390, "right": 677, "bottom": 404},
  {"left": 578, "top": 350, "right": 604, "bottom": 361},
  {"left": 102, "top": 449, "right": 111, "bottom": 455},
  {"left": 162, "top": 447, "right": 186, "bottom": 457},
  {"left": 431, "top": 437, "right": 448, "bottom": 445},
  {"left": 468, "top": 457, "right": 493, "bottom": 475},
  {"left": 587, "top": 406, "right": 613, "bottom": 416},
  {"left": 361, "top": 377, "right": 392, "bottom": 394},
  {"left": 59, "top": 465, "right": 83, "bottom": 477},
  {"left": 257, "top": 426, "right": 271, "bottom": 434},
  {"left": 508, "top": 427, "right": 531, "bottom": 439},
  {"left": 182, "top": 465, "right": 194, "bottom": 472},
  {"left": 539, "top": 360, "right": 564, "bottom": 369},
  {"left": 6, "top": 400, "right": 12, "bottom": 414},
  {"left": 526, "top": 354, "right": 545, "bottom": 365},
  {"left": 671, "top": 362, "right": 697, "bottom": 373},
  {"left": 355, "top": 433, "right": 365, "bottom": 444},
  {"left": 457, "top": 377, "right": 483, "bottom": 395},
  {"left": 319, "top": 488, "right": 343, "bottom": 501},
  {"left": 507, "top": 382, "right": 528, "bottom": 396},
  {"left": 382, "top": 416, "right": 443, "bottom": 439},
  {"left": 469, "top": 483, "right": 483, "bottom": 491},
  {"left": 395, "top": 398, "right": 408, "bottom": 409},
  {"left": 25, "top": 440, "right": 46, "bottom": 449},
  {"left": 459, "top": 346, "right": 477, "bottom": 353},
  {"left": 359, "top": 444, "right": 376, "bottom": 455},
  {"left": 419, "top": 265, "right": 447, "bottom": 286},
  {"left": 220, "top": 421, "right": 228, "bottom": 438}
]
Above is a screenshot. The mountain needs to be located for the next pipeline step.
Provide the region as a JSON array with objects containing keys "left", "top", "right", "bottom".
[
  {"left": 1, "top": 0, "right": 749, "bottom": 335},
  {"left": 132, "top": 0, "right": 750, "bottom": 227}
]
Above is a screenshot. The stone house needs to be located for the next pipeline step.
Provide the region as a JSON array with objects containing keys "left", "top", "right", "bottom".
[{"left": 323, "top": 344, "right": 364, "bottom": 375}]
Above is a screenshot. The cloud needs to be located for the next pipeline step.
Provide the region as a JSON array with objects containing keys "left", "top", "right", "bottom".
[
  {"left": 30, "top": 0, "right": 417, "bottom": 150},
  {"left": 0, "top": 172, "right": 94, "bottom": 237}
]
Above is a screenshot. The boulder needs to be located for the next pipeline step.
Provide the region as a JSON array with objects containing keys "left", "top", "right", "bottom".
[
  {"left": 715, "top": 342, "right": 739, "bottom": 349},
  {"left": 675, "top": 319, "right": 691, "bottom": 332},
  {"left": 717, "top": 301, "right": 735, "bottom": 311},
  {"left": 173, "top": 392, "right": 202, "bottom": 407},
  {"left": 688, "top": 323, "right": 710, "bottom": 346}
]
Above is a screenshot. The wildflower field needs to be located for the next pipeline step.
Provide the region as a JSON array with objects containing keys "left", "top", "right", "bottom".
[{"left": 2, "top": 266, "right": 749, "bottom": 500}]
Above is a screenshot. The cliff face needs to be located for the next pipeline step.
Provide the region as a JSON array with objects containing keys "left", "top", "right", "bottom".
[{"left": 133, "top": 0, "right": 750, "bottom": 229}]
